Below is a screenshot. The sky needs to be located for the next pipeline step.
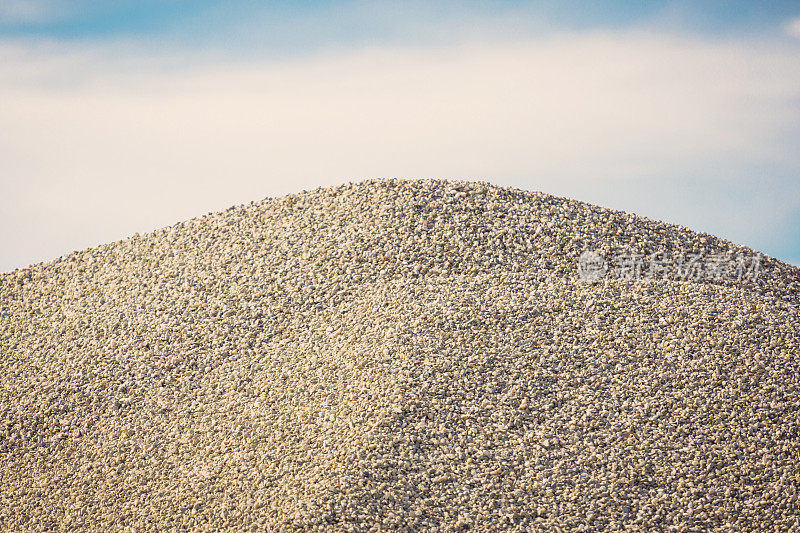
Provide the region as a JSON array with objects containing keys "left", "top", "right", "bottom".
[{"left": 1, "top": 1, "right": 800, "bottom": 272}]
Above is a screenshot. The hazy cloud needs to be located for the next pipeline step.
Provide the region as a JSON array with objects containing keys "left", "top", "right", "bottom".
[
  {"left": 784, "top": 16, "right": 800, "bottom": 39},
  {"left": 1, "top": 30, "right": 799, "bottom": 271}
]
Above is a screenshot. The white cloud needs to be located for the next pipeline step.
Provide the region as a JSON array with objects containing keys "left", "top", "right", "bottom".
[
  {"left": 1, "top": 31, "right": 800, "bottom": 271},
  {"left": 784, "top": 16, "right": 800, "bottom": 39}
]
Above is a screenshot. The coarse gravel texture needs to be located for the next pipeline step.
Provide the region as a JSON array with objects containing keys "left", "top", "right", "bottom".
[{"left": 1, "top": 179, "right": 799, "bottom": 531}]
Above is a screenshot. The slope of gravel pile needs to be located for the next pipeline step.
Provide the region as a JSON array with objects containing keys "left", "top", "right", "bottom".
[{"left": 1, "top": 179, "right": 798, "bottom": 531}]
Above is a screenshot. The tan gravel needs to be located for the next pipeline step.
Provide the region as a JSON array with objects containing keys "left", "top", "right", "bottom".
[{"left": 1, "top": 179, "right": 799, "bottom": 531}]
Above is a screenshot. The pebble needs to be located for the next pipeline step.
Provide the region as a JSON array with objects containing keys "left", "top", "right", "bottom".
[{"left": 0, "top": 179, "right": 798, "bottom": 531}]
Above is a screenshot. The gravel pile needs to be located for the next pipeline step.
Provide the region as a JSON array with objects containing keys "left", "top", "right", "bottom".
[{"left": 1, "top": 179, "right": 798, "bottom": 531}]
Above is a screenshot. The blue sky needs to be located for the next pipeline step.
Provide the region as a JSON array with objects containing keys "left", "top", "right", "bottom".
[
  {"left": 1, "top": 1, "right": 800, "bottom": 271},
  {"left": 2, "top": 1, "right": 800, "bottom": 41}
]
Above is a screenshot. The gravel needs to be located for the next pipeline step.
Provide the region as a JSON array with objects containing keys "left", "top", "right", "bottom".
[{"left": 1, "top": 179, "right": 798, "bottom": 531}]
